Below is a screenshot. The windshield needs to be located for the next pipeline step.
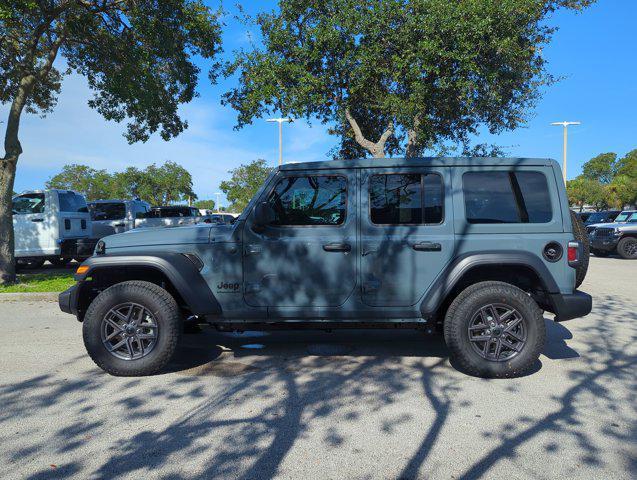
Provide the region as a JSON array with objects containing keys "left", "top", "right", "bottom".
[
  {"left": 12, "top": 193, "right": 45, "bottom": 214},
  {"left": 58, "top": 191, "right": 88, "bottom": 213},
  {"left": 627, "top": 213, "right": 637, "bottom": 222},
  {"left": 89, "top": 202, "right": 126, "bottom": 221},
  {"left": 587, "top": 212, "right": 615, "bottom": 223},
  {"left": 614, "top": 212, "right": 636, "bottom": 222}
]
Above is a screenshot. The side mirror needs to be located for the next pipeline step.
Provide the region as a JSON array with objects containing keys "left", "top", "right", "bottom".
[{"left": 253, "top": 202, "right": 275, "bottom": 231}]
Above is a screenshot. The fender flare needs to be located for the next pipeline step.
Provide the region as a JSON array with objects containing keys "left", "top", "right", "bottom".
[
  {"left": 76, "top": 252, "right": 221, "bottom": 315},
  {"left": 419, "top": 251, "right": 559, "bottom": 317}
]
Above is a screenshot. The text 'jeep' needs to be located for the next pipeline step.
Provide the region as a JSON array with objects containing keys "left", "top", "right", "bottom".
[{"left": 59, "top": 158, "right": 592, "bottom": 378}]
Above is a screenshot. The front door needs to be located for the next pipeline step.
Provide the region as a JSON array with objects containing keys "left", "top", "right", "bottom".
[
  {"left": 360, "top": 167, "right": 455, "bottom": 306},
  {"left": 12, "top": 192, "right": 50, "bottom": 256},
  {"left": 243, "top": 170, "right": 357, "bottom": 310}
]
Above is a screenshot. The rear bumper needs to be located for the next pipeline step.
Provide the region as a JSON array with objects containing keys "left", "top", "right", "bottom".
[
  {"left": 549, "top": 291, "right": 593, "bottom": 322},
  {"left": 59, "top": 284, "right": 79, "bottom": 317}
]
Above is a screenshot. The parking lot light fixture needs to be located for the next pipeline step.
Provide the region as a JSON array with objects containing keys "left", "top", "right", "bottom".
[
  {"left": 550, "top": 121, "right": 581, "bottom": 184},
  {"left": 215, "top": 192, "right": 222, "bottom": 212},
  {"left": 266, "top": 117, "right": 293, "bottom": 166}
]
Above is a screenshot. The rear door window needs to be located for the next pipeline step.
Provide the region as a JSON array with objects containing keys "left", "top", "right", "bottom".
[
  {"left": 369, "top": 173, "right": 443, "bottom": 224},
  {"left": 12, "top": 193, "right": 46, "bottom": 214},
  {"left": 463, "top": 171, "right": 552, "bottom": 224},
  {"left": 58, "top": 192, "right": 88, "bottom": 213}
]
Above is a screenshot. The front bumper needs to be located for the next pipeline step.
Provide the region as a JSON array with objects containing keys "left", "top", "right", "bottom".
[
  {"left": 549, "top": 291, "right": 593, "bottom": 322},
  {"left": 591, "top": 237, "right": 618, "bottom": 252},
  {"left": 59, "top": 284, "right": 79, "bottom": 317}
]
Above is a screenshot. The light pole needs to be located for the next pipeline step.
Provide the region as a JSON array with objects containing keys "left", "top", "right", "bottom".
[
  {"left": 266, "top": 117, "right": 292, "bottom": 166},
  {"left": 550, "top": 121, "right": 581, "bottom": 184},
  {"left": 214, "top": 192, "right": 222, "bottom": 213}
]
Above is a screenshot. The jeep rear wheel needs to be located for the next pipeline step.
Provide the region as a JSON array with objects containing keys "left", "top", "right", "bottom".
[
  {"left": 83, "top": 281, "right": 181, "bottom": 376},
  {"left": 617, "top": 237, "right": 637, "bottom": 260},
  {"left": 444, "top": 281, "right": 545, "bottom": 378}
]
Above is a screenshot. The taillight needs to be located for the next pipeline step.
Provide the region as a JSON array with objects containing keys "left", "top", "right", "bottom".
[
  {"left": 64, "top": 219, "right": 71, "bottom": 230},
  {"left": 81, "top": 219, "right": 87, "bottom": 229},
  {"left": 567, "top": 241, "right": 579, "bottom": 266}
]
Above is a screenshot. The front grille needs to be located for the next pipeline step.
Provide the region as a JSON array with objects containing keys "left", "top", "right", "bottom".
[{"left": 593, "top": 227, "right": 614, "bottom": 239}]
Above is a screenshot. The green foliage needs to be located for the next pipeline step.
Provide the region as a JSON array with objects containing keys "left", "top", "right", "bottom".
[
  {"left": 193, "top": 199, "right": 215, "bottom": 210},
  {"left": 46, "top": 164, "right": 113, "bottom": 201},
  {"left": 224, "top": 0, "right": 593, "bottom": 158},
  {"left": 46, "top": 161, "right": 196, "bottom": 205},
  {"left": 569, "top": 149, "right": 637, "bottom": 210},
  {"left": 581, "top": 153, "right": 617, "bottom": 184},
  {"left": 1, "top": 0, "right": 223, "bottom": 142},
  {"left": 219, "top": 159, "right": 272, "bottom": 212},
  {"left": 616, "top": 149, "right": 637, "bottom": 179},
  {"left": 567, "top": 176, "right": 604, "bottom": 211}
]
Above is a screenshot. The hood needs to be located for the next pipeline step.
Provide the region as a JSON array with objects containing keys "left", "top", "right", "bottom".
[
  {"left": 103, "top": 224, "right": 213, "bottom": 249},
  {"left": 586, "top": 223, "right": 623, "bottom": 228}
]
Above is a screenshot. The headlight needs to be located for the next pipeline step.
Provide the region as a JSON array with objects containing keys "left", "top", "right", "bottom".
[
  {"left": 614, "top": 228, "right": 622, "bottom": 236},
  {"left": 95, "top": 240, "right": 106, "bottom": 255}
]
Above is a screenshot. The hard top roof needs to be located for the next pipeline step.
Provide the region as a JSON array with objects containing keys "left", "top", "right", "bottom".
[{"left": 279, "top": 157, "right": 556, "bottom": 171}]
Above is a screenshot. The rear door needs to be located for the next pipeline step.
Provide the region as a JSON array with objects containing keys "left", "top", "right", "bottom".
[
  {"left": 360, "top": 167, "right": 455, "bottom": 306},
  {"left": 243, "top": 169, "right": 357, "bottom": 310}
]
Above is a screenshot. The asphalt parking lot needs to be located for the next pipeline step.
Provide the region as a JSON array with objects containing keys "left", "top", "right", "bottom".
[{"left": 0, "top": 256, "right": 635, "bottom": 479}]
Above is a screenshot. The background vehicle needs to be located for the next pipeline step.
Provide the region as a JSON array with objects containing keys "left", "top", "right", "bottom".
[
  {"left": 60, "top": 158, "right": 592, "bottom": 379},
  {"left": 582, "top": 210, "right": 620, "bottom": 227},
  {"left": 134, "top": 206, "right": 202, "bottom": 228},
  {"left": 576, "top": 211, "right": 592, "bottom": 223},
  {"left": 89, "top": 199, "right": 151, "bottom": 237},
  {"left": 12, "top": 189, "right": 92, "bottom": 267},
  {"left": 589, "top": 210, "right": 637, "bottom": 259}
]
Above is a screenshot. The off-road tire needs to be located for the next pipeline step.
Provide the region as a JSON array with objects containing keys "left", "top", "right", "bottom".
[
  {"left": 49, "top": 257, "right": 71, "bottom": 267},
  {"left": 617, "top": 236, "right": 637, "bottom": 260},
  {"left": 570, "top": 210, "right": 589, "bottom": 288},
  {"left": 83, "top": 281, "right": 181, "bottom": 376},
  {"left": 591, "top": 248, "right": 610, "bottom": 257},
  {"left": 444, "top": 281, "right": 545, "bottom": 378},
  {"left": 16, "top": 258, "right": 45, "bottom": 270}
]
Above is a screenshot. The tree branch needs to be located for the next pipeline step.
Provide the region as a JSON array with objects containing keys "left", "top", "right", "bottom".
[{"left": 344, "top": 108, "right": 393, "bottom": 158}]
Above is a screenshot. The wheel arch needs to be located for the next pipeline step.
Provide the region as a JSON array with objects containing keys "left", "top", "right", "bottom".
[
  {"left": 75, "top": 253, "right": 221, "bottom": 320},
  {"left": 420, "top": 251, "right": 559, "bottom": 320}
]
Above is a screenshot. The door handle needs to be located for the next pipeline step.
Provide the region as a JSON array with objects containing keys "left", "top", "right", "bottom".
[
  {"left": 114, "top": 222, "right": 125, "bottom": 227},
  {"left": 412, "top": 242, "right": 441, "bottom": 252},
  {"left": 31, "top": 218, "right": 44, "bottom": 222},
  {"left": 323, "top": 242, "right": 351, "bottom": 252}
]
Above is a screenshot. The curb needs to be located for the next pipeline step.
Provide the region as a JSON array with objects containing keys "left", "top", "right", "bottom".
[{"left": 0, "top": 292, "right": 59, "bottom": 302}]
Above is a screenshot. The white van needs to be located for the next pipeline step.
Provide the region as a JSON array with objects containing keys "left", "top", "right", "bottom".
[
  {"left": 12, "top": 190, "right": 92, "bottom": 267},
  {"left": 88, "top": 199, "right": 151, "bottom": 238}
]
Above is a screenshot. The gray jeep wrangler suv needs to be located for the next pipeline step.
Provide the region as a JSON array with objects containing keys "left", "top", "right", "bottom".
[
  {"left": 588, "top": 210, "right": 637, "bottom": 259},
  {"left": 59, "top": 157, "right": 592, "bottom": 378}
]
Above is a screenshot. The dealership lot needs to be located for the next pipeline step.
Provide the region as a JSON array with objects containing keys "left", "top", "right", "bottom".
[{"left": 0, "top": 256, "right": 635, "bottom": 480}]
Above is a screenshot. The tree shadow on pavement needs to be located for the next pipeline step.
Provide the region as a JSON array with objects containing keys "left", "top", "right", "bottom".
[{"left": 0, "top": 295, "right": 634, "bottom": 479}]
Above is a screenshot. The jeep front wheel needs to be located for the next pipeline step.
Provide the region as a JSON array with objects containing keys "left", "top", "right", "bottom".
[
  {"left": 444, "top": 281, "right": 545, "bottom": 378},
  {"left": 617, "top": 237, "right": 637, "bottom": 260},
  {"left": 82, "top": 281, "right": 182, "bottom": 376}
]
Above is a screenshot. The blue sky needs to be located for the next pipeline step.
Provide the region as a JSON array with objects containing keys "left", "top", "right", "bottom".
[{"left": 6, "top": 0, "right": 636, "bottom": 205}]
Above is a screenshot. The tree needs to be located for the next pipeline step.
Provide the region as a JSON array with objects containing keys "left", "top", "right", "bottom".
[
  {"left": 581, "top": 152, "right": 618, "bottom": 184},
  {"left": 46, "top": 164, "right": 113, "bottom": 200},
  {"left": 193, "top": 199, "right": 215, "bottom": 211},
  {"left": 566, "top": 176, "right": 605, "bottom": 211},
  {"left": 616, "top": 149, "right": 637, "bottom": 179},
  {"left": 45, "top": 161, "right": 197, "bottom": 205},
  {"left": 606, "top": 175, "right": 637, "bottom": 209},
  {"left": 220, "top": 159, "right": 272, "bottom": 212},
  {"left": 224, "top": 0, "right": 593, "bottom": 159},
  {"left": 1, "top": 1, "right": 222, "bottom": 284},
  {"left": 135, "top": 161, "right": 197, "bottom": 206}
]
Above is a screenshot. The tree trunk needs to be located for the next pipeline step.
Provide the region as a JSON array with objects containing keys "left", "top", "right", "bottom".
[
  {"left": 344, "top": 108, "right": 393, "bottom": 158},
  {"left": 0, "top": 157, "right": 17, "bottom": 284},
  {"left": 405, "top": 116, "right": 421, "bottom": 158}
]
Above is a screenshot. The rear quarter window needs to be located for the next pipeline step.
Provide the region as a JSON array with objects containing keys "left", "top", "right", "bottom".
[{"left": 463, "top": 171, "right": 552, "bottom": 224}]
